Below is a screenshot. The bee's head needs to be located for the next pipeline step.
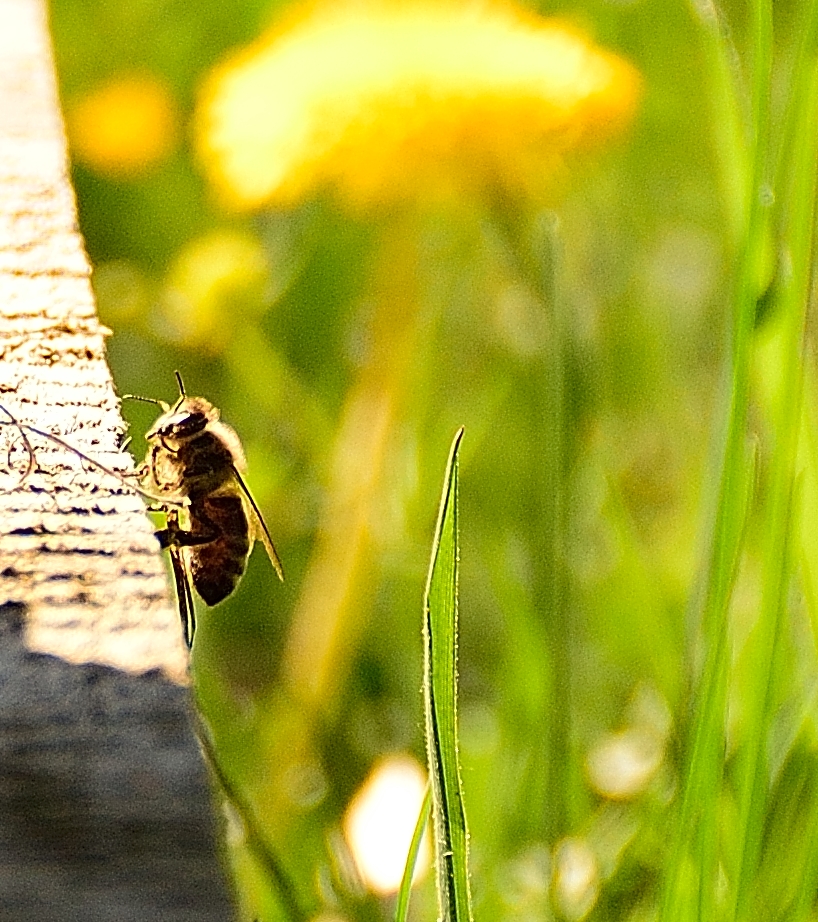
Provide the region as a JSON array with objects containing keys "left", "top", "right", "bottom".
[{"left": 147, "top": 397, "right": 219, "bottom": 444}]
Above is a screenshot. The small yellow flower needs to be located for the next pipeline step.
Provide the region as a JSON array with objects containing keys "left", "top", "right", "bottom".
[
  {"left": 67, "top": 74, "right": 178, "bottom": 177},
  {"left": 196, "top": 1, "right": 640, "bottom": 211}
]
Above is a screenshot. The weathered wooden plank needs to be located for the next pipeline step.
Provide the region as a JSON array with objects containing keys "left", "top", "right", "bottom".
[{"left": 0, "top": 0, "right": 234, "bottom": 916}]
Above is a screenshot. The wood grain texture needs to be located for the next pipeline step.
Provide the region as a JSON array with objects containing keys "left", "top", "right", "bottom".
[
  {"left": 0, "top": 0, "right": 187, "bottom": 680},
  {"left": 0, "top": 1, "right": 235, "bottom": 918}
]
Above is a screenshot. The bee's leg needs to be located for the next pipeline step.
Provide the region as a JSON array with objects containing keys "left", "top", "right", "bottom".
[
  {"left": 144, "top": 445, "right": 179, "bottom": 493},
  {"left": 154, "top": 527, "right": 215, "bottom": 550},
  {"left": 169, "top": 545, "right": 196, "bottom": 648},
  {"left": 157, "top": 502, "right": 222, "bottom": 551},
  {"left": 117, "top": 469, "right": 145, "bottom": 483}
]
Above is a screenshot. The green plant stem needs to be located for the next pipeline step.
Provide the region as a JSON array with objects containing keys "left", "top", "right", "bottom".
[
  {"left": 488, "top": 194, "right": 572, "bottom": 845},
  {"left": 659, "top": 1, "right": 773, "bottom": 919},
  {"left": 394, "top": 785, "right": 432, "bottom": 922},
  {"left": 194, "top": 715, "right": 312, "bottom": 922},
  {"left": 533, "top": 216, "right": 572, "bottom": 844}
]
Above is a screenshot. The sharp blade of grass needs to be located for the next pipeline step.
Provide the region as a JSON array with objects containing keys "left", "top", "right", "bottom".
[
  {"left": 423, "top": 427, "right": 473, "bottom": 922},
  {"left": 394, "top": 785, "right": 432, "bottom": 922}
]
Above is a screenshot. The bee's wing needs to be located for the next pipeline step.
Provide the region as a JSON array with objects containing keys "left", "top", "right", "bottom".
[
  {"left": 231, "top": 464, "right": 285, "bottom": 582},
  {"left": 169, "top": 543, "right": 196, "bottom": 649}
]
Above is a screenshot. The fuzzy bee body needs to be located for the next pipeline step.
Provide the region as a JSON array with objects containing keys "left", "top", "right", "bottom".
[{"left": 141, "top": 392, "right": 284, "bottom": 644}]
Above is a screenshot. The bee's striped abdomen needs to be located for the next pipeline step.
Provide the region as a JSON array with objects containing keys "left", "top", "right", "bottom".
[{"left": 189, "top": 493, "right": 250, "bottom": 605}]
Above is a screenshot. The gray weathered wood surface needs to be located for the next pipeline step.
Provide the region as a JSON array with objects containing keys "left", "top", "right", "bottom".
[
  {"left": 0, "top": 0, "right": 186, "bottom": 679},
  {"left": 0, "top": 0, "right": 234, "bottom": 916}
]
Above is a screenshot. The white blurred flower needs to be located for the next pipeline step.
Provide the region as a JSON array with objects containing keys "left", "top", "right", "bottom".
[{"left": 343, "top": 755, "right": 430, "bottom": 894}]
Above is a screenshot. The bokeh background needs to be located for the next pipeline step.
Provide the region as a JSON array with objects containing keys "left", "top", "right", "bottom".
[{"left": 48, "top": 0, "right": 796, "bottom": 919}]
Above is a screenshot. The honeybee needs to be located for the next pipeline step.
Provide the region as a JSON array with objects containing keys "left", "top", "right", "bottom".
[
  {"left": 136, "top": 375, "right": 284, "bottom": 646},
  {"left": 0, "top": 374, "right": 284, "bottom": 648}
]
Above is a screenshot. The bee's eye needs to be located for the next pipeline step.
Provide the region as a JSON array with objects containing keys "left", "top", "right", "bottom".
[
  {"left": 175, "top": 412, "right": 208, "bottom": 436},
  {"left": 157, "top": 411, "right": 208, "bottom": 439}
]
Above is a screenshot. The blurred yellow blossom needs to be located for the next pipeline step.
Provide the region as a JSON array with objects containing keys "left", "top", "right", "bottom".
[
  {"left": 67, "top": 73, "right": 179, "bottom": 177},
  {"left": 196, "top": 1, "right": 640, "bottom": 211},
  {"left": 159, "top": 229, "right": 269, "bottom": 351}
]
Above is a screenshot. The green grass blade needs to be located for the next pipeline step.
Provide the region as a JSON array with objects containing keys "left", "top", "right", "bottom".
[
  {"left": 659, "top": 1, "right": 773, "bottom": 917},
  {"left": 731, "top": 32, "right": 818, "bottom": 921},
  {"left": 423, "top": 427, "right": 473, "bottom": 922},
  {"left": 659, "top": 444, "right": 755, "bottom": 921},
  {"left": 394, "top": 785, "right": 432, "bottom": 922}
]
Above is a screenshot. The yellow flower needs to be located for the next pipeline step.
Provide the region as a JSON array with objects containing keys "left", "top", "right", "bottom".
[
  {"left": 159, "top": 229, "right": 269, "bottom": 351},
  {"left": 67, "top": 74, "right": 178, "bottom": 177},
  {"left": 195, "top": 1, "right": 640, "bottom": 211}
]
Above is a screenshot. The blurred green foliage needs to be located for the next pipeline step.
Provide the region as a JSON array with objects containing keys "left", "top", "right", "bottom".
[{"left": 49, "top": 0, "right": 818, "bottom": 920}]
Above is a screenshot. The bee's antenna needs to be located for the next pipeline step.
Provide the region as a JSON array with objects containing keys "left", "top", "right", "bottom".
[
  {"left": 121, "top": 394, "right": 169, "bottom": 411},
  {"left": 174, "top": 371, "right": 186, "bottom": 397}
]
